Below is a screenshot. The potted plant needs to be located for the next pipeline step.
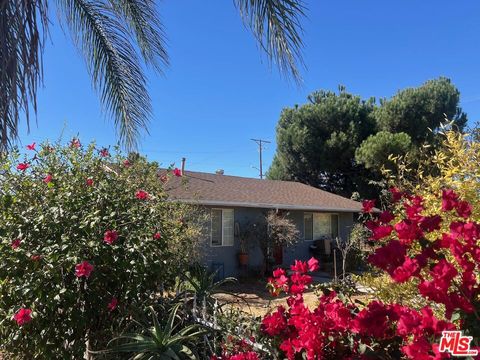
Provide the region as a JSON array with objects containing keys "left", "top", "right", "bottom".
[{"left": 237, "top": 222, "right": 252, "bottom": 266}]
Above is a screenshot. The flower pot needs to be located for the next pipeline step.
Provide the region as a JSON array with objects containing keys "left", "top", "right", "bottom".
[{"left": 238, "top": 253, "right": 249, "bottom": 266}]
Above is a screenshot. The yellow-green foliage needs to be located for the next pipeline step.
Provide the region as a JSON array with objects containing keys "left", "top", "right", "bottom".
[
  {"left": 388, "top": 128, "right": 480, "bottom": 222},
  {"left": 354, "top": 273, "right": 445, "bottom": 318}
]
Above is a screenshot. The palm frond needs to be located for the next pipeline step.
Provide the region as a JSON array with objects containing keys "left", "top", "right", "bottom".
[
  {"left": 234, "top": 0, "right": 306, "bottom": 83},
  {"left": 108, "top": 0, "right": 169, "bottom": 72},
  {"left": 57, "top": 0, "right": 153, "bottom": 149},
  {"left": 0, "top": 0, "right": 48, "bottom": 152}
]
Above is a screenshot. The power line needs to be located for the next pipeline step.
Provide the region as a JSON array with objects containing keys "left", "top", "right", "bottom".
[{"left": 250, "top": 138, "right": 270, "bottom": 179}]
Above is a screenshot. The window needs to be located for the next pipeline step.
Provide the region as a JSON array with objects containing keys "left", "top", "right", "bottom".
[
  {"left": 211, "top": 209, "right": 234, "bottom": 246},
  {"left": 304, "top": 212, "right": 339, "bottom": 241},
  {"left": 304, "top": 213, "right": 313, "bottom": 241}
]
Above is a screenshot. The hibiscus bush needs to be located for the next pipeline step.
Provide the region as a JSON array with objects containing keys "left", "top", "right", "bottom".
[
  {"left": 250, "top": 188, "right": 480, "bottom": 359},
  {"left": 0, "top": 140, "right": 201, "bottom": 358}
]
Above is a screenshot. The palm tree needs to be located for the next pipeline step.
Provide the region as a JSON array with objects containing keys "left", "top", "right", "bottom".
[{"left": 0, "top": 0, "right": 306, "bottom": 151}]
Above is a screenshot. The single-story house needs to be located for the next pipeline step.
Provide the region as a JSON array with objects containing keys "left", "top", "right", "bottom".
[{"left": 163, "top": 169, "right": 362, "bottom": 278}]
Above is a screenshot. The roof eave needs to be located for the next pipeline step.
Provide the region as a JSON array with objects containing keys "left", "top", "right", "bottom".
[{"left": 168, "top": 198, "right": 361, "bottom": 213}]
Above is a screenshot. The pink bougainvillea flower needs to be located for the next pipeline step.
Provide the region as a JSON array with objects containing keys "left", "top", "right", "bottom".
[
  {"left": 17, "top": 163, "right": 29, "bottom": 171},
  {"left": 11, "top": 238, "right": 21, "bottom": 249},
  {"left": 418, "top": 215, "right": 442, "bottom": 232},
  {"left": 107, "top": 297, "right": 118, "bottom": 312},
  {"left": 173, "top": 168, "right": 182, "bottom": 177},
  {"left": 13, "top": 308, "right": 32, "bottom": 326},
  {"left": 370, "top": 225, "right": 394, "bottom": 241},
  {"left": 135, "top": 190, "right": 149, "bottom": 200},
  {"left": 43, "top": 174, "right": 53, "bottom": 183},
  {"left": 389, "top": 187, "right": 403, "bottom": 202},
  {"left": 104, "top": 230, "right": 119, "bottom": 245},
  {"left": 290, "top": 260, "right": 309, "bottom": 274},
  {"left": 70, "top": 138, "right": 81, "bottom": 148},
  {"left": 26, "top": 142, "right": 36, "bottom": 150},
  {"left": 378, "top": 211, "right": 394, "bottom": 224},
  {"left": 307, "top": 257, "right": 319, "bottom": 272},
  {"left": 75, "top": 261, "right": 94, "bottom": 278},
  {"left": 362, "top": 199, "right": 375, "bottom": 213},
  {"left": 123, "top": 159, "right": 131, "bottom": 167},
  {"left": 456, "top": 200, "right": 472, "bottom": 219},
  {"left": 153, "top": 232, "right": 161, "bottom": 240},
  {"left": 441, "top": 189, "right": 459, "bottom": 211},
  {"left": 273, "top": 268, "right": 286, "bottom": 278},
  {"left": 86, "top": 178, "right": 94, "bottom": 186},
  {"left": 99, "top": 148, "right": 110, "bottom": 157},
  {"left": 261, "top": 306, "right": 288, "bottom": 336}
]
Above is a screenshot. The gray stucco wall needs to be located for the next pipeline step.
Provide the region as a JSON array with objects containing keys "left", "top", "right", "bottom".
[{"left": 198, "top": 206, "right": 355, "bottom": 278}]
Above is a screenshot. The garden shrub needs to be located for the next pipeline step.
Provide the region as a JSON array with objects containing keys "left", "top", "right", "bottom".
[
  {"left": 0, "top": 140, "right": 201, "bottom": 358},
  {"left": 360, "top": 127, "right": 480, "bottom": 309}
]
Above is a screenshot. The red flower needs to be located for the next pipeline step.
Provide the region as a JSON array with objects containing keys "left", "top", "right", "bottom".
[
  {"left": 123, "top": 159, "right": 131, "bottom": 167},
  {"left": 261, "top": 306, "right": 288, "bottom": 336},
  {"left": 419, "top": 215, "right": 442, "bottom": 232},
  {"left": 153, "top": 232, "right": 161, "bottom": 240},
  {"left": 26, "top": 142, "right": 36, "bottom": 150},
  {"left": 135, "top": 190, "right": 149, "bottom": 200},
  {"left": 70, "top": 138, "right": 81, "bottom": 148},
  {"left": 107, "top": 297, "right": 118, "bottom": 311},
  {"left": 31, "top": 255, "right": 41, "bottom": 261},
  {"left": 103, "top": 230, "right": 119, "bottom": 245},
  {"left": 368, "top": 240, "right": 407, "bottom": 276},
  {"left": 43, "top": 174, "right": 53, "bottom": 183},
  {"left": 370, "top": 225, "right": 393, "bottom": 240},
  {"left": 75, "top": 261, "right": 94, "bottom": 278},
  {"left": 307, "top": 257, "right": 319, "bottom": 272},
  {"left": 379, "top": 211, "right": 394, "bottom": 224},
  {"left": 394, "top": 220, "right": 423, "bottom": 245},
  {"left": 173, "top": 168, "right": 182, "bottom": 177},
  {"left": 11, "top": 238, "right": 21, "bottom": 249},
  {"left": 362, "top": 199, "right": 375, "bottom": 213},
  {"left": 392, "top": 257, "right": 420, "bottom": 283},
  {"left": 389, "top": 187, "right": 403, "bottom": 202},
  {"left": 273, "top": 268, "right": 286, "bottom": 278},
  {"left": 99, "top": 148, "right": 110, "bottom": 157},
  {"left": 13, "top": 308, "right": 32, "bottom": 326},
  {"left": 17, "top": 163, "right": 29, "bottom": 171},
  {"left": 86, "top": 178, "right": 94, "bottom": 186},
  {"left": 456, "top": 200, "right": 472, "bottom": 219},
  {"left": 441, "top": 189, "right": 459, "bottom": 211},
  {"left": 290, "top": 260, "right": 309, "bottom": 274}
]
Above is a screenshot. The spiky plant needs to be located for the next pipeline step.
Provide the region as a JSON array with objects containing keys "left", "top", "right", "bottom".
[
  {"left": 1, "top": 0, "right": 306, "bottom": 151},
  {"left": 108, "top": 305, "right": 208, "bottom": 359}
]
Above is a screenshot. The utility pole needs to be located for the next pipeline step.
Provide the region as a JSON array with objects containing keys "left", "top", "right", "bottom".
[{"left": 251, "top": 138, "right": 270, "bottom": 179}]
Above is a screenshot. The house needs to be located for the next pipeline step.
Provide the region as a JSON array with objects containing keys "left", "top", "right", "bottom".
[{"left": 163, "top": 169, "right": 363, "bottom": 278}]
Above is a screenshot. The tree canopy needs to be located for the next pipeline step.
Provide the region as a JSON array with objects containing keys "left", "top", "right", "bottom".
[{"left": 268, "top": 77, "right": 467, "bottom": 198}]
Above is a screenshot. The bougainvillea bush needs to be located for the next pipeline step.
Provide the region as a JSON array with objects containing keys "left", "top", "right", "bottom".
[
  {"left": 0, "top": 141, "right": 201, "bottom": 358},
  {"left": 228, "top": 188, "right": 480, "bottom": 359}
]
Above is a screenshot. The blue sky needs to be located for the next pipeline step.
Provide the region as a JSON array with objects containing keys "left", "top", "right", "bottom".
[{"left": 19, "top": 0, "right": 480, "bottom": 177}]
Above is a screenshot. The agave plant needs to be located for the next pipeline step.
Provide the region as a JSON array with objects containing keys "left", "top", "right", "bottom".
[{"left": 109, "top": 304, "right": 208, "bottom": 359}]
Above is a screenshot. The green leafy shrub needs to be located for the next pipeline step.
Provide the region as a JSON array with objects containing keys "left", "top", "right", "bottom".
[{"left": 0, "top": 141, "right": 201, "bottom": 358}]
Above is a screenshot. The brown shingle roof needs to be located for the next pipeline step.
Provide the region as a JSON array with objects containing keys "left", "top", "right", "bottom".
[{"left": 163, "top": 170, "right": 362, "bottom": 212}]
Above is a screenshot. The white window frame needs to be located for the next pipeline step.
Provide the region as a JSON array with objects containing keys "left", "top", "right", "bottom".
[
  {"left": 210, "top": 208, "right": 234, "bottom": 247},
  {"left": 304, "top": 212, "right": 340, "bottom": 241}
]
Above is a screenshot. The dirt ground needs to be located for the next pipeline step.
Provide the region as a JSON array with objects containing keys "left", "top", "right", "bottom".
[{"left": 214, "top": 277, "right": 327, "bottom": 316}]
